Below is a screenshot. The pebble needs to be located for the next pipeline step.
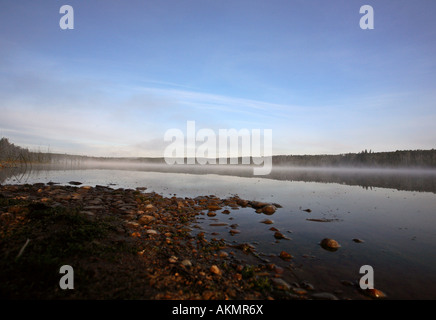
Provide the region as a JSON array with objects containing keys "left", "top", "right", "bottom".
[
  {"left": 138, "top": 215, "right": 155, "bottom": 225},
  {"left": 311, "top": 292, "right": 339, "bottom": 300},
  {"left": 320, "top": 238, "right": 341, "bottom": 251},
  {"left": 207, "top": 205, "right": 222, "bottom": 211},
  {"left": 262, "top": 205, "right": 276, "bottom": 215},
  {"left": 181, "top": 259, "right": 192, "bottom": 267},
  {"left": 210, "top": 265, "right": 221, "bottom": 275},
  {"left": 300, "top": 281, "right": 315, "bottom": 291},
  {"left": 146, "top": 229, "right": 158, "bottom": 235},
  {"left": 260, "top": 219, "right": 274, "bottom": 224},
  {"left": 362, "top": 288, "right": 387, "bottom": 299},
  {"left": 279, "top": 251, "right": 292, "bottom": 261},
  {"left": 271, "top": 278, "right": 291, "bottom": 291},
  {"left": 250, "top": 201, "right": 269, "bottom": 209},
  {"left": 218, "top": 251, "right": 229, "bottom": 258},
  {"left": 352, "top": 238, "right": 365, "bottom": 243},
  {"left": 68, "top": 181, "right": 82, "bottom": 186},
  {"left": 274, "top": 231, "right": 289, "bottom": 240},
  {"left": 229, "top": 229, "right": 240, "bottom": 235},
  {"left": 169, "top": 256, "right": 178, "bottom": 263}
]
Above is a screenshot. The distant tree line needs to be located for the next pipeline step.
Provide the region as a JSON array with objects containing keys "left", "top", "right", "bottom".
[
  {"left": 0, "top": 137, "right": 53, "bottom": 167},
  {"left": 273, "top": 149, "right": 436, "bottom": 168},
  {"left": 1, "top": 136, "right": 436, "bottom": 169}
]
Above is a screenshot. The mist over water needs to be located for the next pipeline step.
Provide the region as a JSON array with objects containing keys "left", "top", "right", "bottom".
[{"left": 3, "top": 160, "right": 436, "bottom": 194}]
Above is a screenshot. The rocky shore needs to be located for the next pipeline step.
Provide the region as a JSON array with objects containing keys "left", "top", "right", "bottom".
[{"left": 0, "top": 182, "right": 382, "bottom": 300}]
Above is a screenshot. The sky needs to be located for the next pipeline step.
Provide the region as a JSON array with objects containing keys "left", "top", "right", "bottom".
[{"left": 1, "top": 0, "right": 435, "bottom": 157}]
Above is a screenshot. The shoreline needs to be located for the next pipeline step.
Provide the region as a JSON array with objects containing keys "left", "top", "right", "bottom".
[{"left": 0, "top": 182, "right": 377, "bottom": 300}]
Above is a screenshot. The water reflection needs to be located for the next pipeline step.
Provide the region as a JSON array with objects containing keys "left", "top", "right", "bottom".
[{"left": 2, "top": 163, "right": 436, "bottom": 194}]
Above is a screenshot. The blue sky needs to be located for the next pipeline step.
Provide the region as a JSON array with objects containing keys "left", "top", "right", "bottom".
[{"left": 1, "top": 0, "right": 435, "bottom": 157}]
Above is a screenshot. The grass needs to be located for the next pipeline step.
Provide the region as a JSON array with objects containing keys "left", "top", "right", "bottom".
[{"left": 0, "top": 199, "right": 140, "bottom": 299}]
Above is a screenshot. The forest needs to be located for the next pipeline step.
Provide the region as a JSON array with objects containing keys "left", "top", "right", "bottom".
[{"left": 1, "top": 137, "right": 436, "bottom": 168}]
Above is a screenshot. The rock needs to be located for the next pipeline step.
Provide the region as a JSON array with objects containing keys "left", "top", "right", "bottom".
[
  {"left": 271, "top": 278, "right": 291, "bottom": 291},
  {"left": 320, "top": 238, "right": 341, "bottom": 251},
  {"left": 260, "top": 219, "right": 274, "bottom": 224},
  {"left": 273, "top": 265, "right": 284, "bottom": 274},
  {"left": 250, "top": 201, "right": 269, "bottom": 209},
  {"left": 221, "top": 209, "right": 230, "bottom": 214},
  {"left": 138, "top": 215, "right": 155, "bottom": 225},
  {"left": 83, "top": 205, "right": 105, "bottom": 211},
  {"left": 80, "top": 211, "right": 95, "bottom": 217},
  {"left": 169, "top": 256, "right": 178, "bottom": 263},
  {"left": 236, "top": 199, "right": 249, "bottom": 207},
  {"left": 274, "top": 231, "right": 289, "bottom": 240},
  {"left": 0, "top": 212, "right": 14, "bottom": 223},
  {"left": 362, "top": 288, "right": 387, "bottom": 299},
  {"left": 300, "top": 281, "right": 315, "bottom": 291},
  {"left": 229, "top": 229, "right": 240, "bottom": 235},
  {"left": 210, "top": 265, "right": 221, "bottom": 275},
  {"left": 340, "top": 280, "right": 356, "bottom": 287},
  {"left": 293, "top": 288, "right": 308, "bottom": 295},
  {"left": 146, "top": 229, "right": 158, "bottom": 235},
  {"left": 279, "top": 251, "right": 292, "bottom": 261},
  {"left": 207, "top": 211, "right": 217, "bottom": 217},
  {"left": 68, "top": 181, "right": 82, "bottom": 186},
  {"left": 262, "top": 205, "right": 276, "bottom": 215},
  {"left": 209, "top": 223, "right": 228, "bottom": 227},
  {"left": 181, "top": 259, "right": 192, "bottom": 267},
  {"left": 352, "top": 238, "right": 365, "bottom": 243},
  {"left": 218, "top": 251, "right": 229, "bottom": 258},
  {"left": 144, "top": 204, "right": 157, "bottom": 212},
  {"left": 302, "top": 208, "right": 312, "bottom": 213},
  {"left": 311, "top": 292, "right": 339, "bottom": 300},
  {"left": 207, "top": 205, "right": 222, "bottom": 211}
]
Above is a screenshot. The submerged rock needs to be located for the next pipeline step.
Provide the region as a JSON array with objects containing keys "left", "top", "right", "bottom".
[
  {"left": 311, "top": 292, "right": 339, "bottom": 300},
  {"left": 274, "top": 231, "right": 289, "bottom": 240},
  {"left": 352, "top": 238, "right": 365, "bottom": 243},
  {"left": 229, "top": 229, "right": 240, "bottom": 235},
  {"left": 271, "top": 278, "right": 291, "bottom": 291},
  {"left": 260, "top": 219, "right": 274, "bottom": 224},
  {"left": 279, "top": 251, "right": 292, "bottom": 260},
  {"left": 320, "top": 238, "right": 341, "bottom": 251},
  {"left": 68, "top": 181, "right": 82, "bottom": 186},
  {"left": 250, "top": 201, "right": 269, "bottom": 209},
  {"left": 362, "top": 288, "right": 387, "bottom": 299},
  {"left": 262, "top": 205, "right": 276, "bottom": 215}
]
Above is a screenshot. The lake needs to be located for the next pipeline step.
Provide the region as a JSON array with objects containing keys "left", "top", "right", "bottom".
[{"left": 2, "top": 164, "right": 436, "bottom": 299}]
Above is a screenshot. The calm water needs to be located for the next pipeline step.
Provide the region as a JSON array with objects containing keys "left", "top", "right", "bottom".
[{"left": 2, "top": 165, "right": 436, "bottom": 299}]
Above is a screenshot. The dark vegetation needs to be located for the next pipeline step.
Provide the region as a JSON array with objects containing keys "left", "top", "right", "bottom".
[{"left": 2, "top": 137, "right": 435, "bottom": 169}]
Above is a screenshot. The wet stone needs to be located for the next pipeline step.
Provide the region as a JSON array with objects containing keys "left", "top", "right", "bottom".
[
  {"left": 311, "top": 292, "right": 339, "bottom": 300},
  {"left": 262, "top": 205, "right": 276, "bottom": 215},
  {"left": 352, "top": 238, "right": 365, "bottom": 243},
  {"left": 210, "top": 265, "right": 221, "bottom": 275},
  {"left": 279, "top": 251, "right": 292, "bottom": 261},
  {"left": 260, "top": 219, "right": 274, "bottom": 224},
  {"left": 138, "top": 215, "right": 155, "bottom": 225},
  {"left": 362, "top": 288, "right": 387, "bottom": 299},
  {"left": 320, "top": 238, "right": 341, "bottom": 251},
  {"left": 181, "top": 259, "right": 192, "bottom": 267},
  {"left": 271, "top": 278, "right": 291, "bottom": 291}
]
